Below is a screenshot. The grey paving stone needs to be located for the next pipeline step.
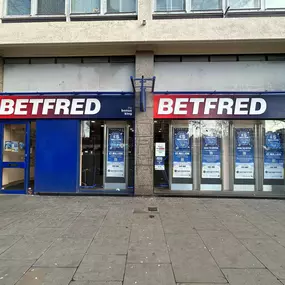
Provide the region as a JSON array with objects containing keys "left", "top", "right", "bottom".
[
  {"left": 0, "top": 236, "right": 53, "bottom": 260},
  {"left": 0, "top": 259, "right": 33, "bottom": 285},
  {"left": 69, "top": 281, "right": 122, "bottom": 285},
  {"left": 166, "top": 234, "right": 226, "bottom": 283},
  {"left": 0, "top": 219, "right": 43, "bottom": 235},
  {"left": 25, "top": 227, "right": 64, "bottom": 241},
  {"left": 127, "top": 243, "right": 170, "bottom": 264},
  {"left": 61, "top": 224, "right": 100, "bottom": 238},
  {"left": 74, "top": 254, "right": 126, "bottom": 282},
  {"left": 280, "top": 280, "right": 285, "bottom": 285},
  {"left": 161, "top": 218, "right": 195, "bottom": 234},
  {"left": 132, "top": 213, "right": 162, "bottom": 226},
  {"left": 88, "top": 226, "right": 130, "bottom": 255},
  {"left": 190, "top": 218, "right": 227, "bottom": 231},
  {"left": 240, "top": 238, "right": 285, "bottom": 279},
  {"left": 16, "top": 267, "right": 76, "bottom": 285},
  {"left": 199, "top": 231, "right": 264, "bottom": 268},
  {"left": 38, "top": 217, "right": 76, "bottom": 228},
  {"left": 223, "top": 268, "right": 283, "bottom": 285},
  {"left": 0, "top": 235, "right": 22, "bottom": 254},
  {"left": 130, "top": 225, "right": 165, "bottom": 246},
  {"left": 34, "top": 237, "right": 91, "bottom": 267},
  {"left": 177, "top": 284, "right": 227, "bottom": 285},
  {"left": 124, "top": 263, "right": 176, "bottom": 285}
]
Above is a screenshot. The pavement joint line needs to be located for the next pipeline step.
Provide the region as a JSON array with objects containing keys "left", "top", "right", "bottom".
[
  {"left": 69, "top": 205, "right": 112, "bottom": 282},
  {"left": 158, "top": 209, "right": 178, "bottom": 284}
]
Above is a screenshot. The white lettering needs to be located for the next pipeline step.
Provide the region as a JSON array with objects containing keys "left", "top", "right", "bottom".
[
  {"left": 0, "top": 99, "right": 14, "bottom": 115},
  {"left": 29, "top": 99, "right": 44, "bottom": 115},
  {"left": 189, "top": 98, "right": 204, "bottom": 115},
  {"left": 174, "top": 98, "right": 189, "bottom": 115},
  {"left": 71, "top": 99, "right": 85, "bottom": 115},
  {"left": 158, "top": 98, "right": 173, "bottom": 115},
  {"left": 54, "top": 99, "right": 70, "bottom": 115},
  {"left": 217, "top": 98, "right": 234, "bottom": 115},
  {"left": 85, "top": 98, "right": 101, "bottom": 115},
  {"left": 42, "top": 99, "right": 56, "bottom": 115},
  {"left": 14, "top": 99, "right": 29, "bottom": 115},
  {"left": 235, "top": 98, "right": 249, "bottom": 115},
  {"left": 250, "top": 98, "right": 267, "bottom": 115},
  {"left": 204, "top": 98, "right": 218, "bottom": 115}
]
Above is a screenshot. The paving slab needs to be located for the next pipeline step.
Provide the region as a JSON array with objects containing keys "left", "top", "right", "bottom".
[
  {"left": 124, "top": 264, "right": 176, "bottom": 285},
  {"left": 34, "top": 237, "right": 91, "bottom": 267},
  {"left": 199, "top": 231, "right": 264, "bottom": 268},
  {"left": 166, "top": 234, "right": 226, "bottom": 283},
  {"left": 127, "top": 243, "right": 170, "bottom": 264},
  {"left": 61, "top": 223, "right": 100, "bottom": 239},
  {"left": 74, "top": 254, "right": 126, "bottom": 282},
  {"left": 240, "top": 238, "right": 285, "bottom": 279},
  {"left": 0, "top": 236, "right": 53, "bottom": 260},
  {"left": 0, "top": 259, "right": 33, "bottom": 285},
  {"left": 0, "top": 235, "right": 22, "bottom": 254},
  {"left": 223, "top": 268, "right": 283, "bottom": 285},
  {"left": 16, "top": 267, "right": 76, "bottom": 285},
  {"left": 88, "top": 226, "right": 130, "bottom": 255},
  {"left": 69, "top": 281, "right": 122, "bottom": 285},
  {"left": 190, "top": 218, "right": 227, "bottom": 231}
]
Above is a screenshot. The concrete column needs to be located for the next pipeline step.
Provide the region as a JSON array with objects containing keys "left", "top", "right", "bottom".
[
  {"left": 138, "top": 0, "right": 153, "bottom": 21},
  {"left": 134, "top": 51, "right": 154, "bottom": 196}
]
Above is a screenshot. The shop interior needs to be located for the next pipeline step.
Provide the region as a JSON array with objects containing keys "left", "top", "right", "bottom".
[{"left": 80, "top": 120, "right": 134, "bottom": 191}]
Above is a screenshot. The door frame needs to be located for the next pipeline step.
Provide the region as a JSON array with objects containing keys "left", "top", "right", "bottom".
[{"left": 0, "top": 121, "right": 31, "bottom": 194}]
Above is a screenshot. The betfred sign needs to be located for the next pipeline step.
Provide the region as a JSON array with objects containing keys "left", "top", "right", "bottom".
[
  {"left": 154, "top": 94, "right": 285, "bottom": 119},
  {"left": 0, "top": 95, "right": 134, "bottom": 119}
]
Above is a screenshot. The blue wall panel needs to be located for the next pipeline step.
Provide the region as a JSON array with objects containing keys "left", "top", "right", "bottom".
[{"left": 35, "top": 120, "right": 80, "bottom": 193}]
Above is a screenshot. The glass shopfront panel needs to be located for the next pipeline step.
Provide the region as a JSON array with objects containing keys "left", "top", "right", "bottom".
[
  {"left": 80, "top": 120, "right": 134, "bottom": 191},
  {"left": 154, "top": 119, "right": 285, "bottom": 195}
]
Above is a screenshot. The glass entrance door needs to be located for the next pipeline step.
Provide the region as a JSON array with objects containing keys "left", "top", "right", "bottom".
[{"left": 0, "top": 122, "right": 31, "bottom": 194}]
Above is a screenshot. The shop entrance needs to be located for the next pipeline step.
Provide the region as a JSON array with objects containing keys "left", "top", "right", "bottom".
[
  {"left": 0, "top": 122, "right": 35, "bottom": 194},
  {"left": 80, "top": 120, "right": 134, "bottom": 191}
]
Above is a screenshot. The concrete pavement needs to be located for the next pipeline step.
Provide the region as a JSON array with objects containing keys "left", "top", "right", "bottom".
[{"left": 0, "top": 195, "right": 285, "bottom": 284}]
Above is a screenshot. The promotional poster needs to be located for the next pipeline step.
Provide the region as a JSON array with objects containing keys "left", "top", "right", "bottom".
[
  {"left": 264, "top": 131, "right": 284, "bottom": 180},
  {"left": 201, "top": 133, "right": 221, "bottom": 179},
  {"left": 106, "top": 128, "right": 125, "bottom": 178},
  {"left": 235, "top": 129, "right": 254, "bottom": 179},
  {"left": 173, "top": 128, "right": 192, "bottom": 178},
  {"left": 155, "top": 156, "right": 165, "bottom": 171}
]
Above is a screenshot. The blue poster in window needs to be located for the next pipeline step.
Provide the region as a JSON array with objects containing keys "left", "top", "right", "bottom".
[
  {"left": 173, "top": 128, "right": 192, "bottom": 178},
  {"left": 235, "top": 129, "right": 254, "bottom": 179},
  {"left": 107, "top": 128, "right": 125, "bottom": 178},
  {"left": 264, "top": 131, "right": 284, "bottom": 179},
  {"left": 202, "top": 134, "right": 221, "bottom": 179},
  {"left": 155, "top": 156, "right": 165, "bottom": 171}
]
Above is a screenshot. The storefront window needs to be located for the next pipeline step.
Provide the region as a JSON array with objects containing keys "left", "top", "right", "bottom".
[
  {"left": 80, "top": 120, "right": 134, "bottom": 191},
  {"left": 154, "top": 119, "right": 285, "bottom": 194}
]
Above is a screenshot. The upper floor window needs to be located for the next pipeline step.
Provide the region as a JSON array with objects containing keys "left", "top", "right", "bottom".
[
  {"left": 155, "top": 0, "right": 285, "bottom": 12},
  {"left": 5, "top": 0, "right": 137, "bottom": 16}
]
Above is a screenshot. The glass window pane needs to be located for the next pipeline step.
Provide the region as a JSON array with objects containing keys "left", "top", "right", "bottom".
[
  {"left": 71, "top": 0, "right": 100, "bottom": 13},
  {"left": 156, "top": 0, "right": 185, "bottom": 11},
  {"left": 266, "top": 0, "right": 285, "bottom": 8},
  {"left": 191, "top": 0, "right": 221, "bottom": 10},
  {"left": 7, "top": 0, "right": 31, "bottom": 15},
  {"left": 37, "top": 0, "right": 65, "bottom": 15},
  {"left": 107, "top": 0, "right": 136, "bottom": 13},
  {"left": 229, "top": 0, "right": 260, "bottom": 9}
]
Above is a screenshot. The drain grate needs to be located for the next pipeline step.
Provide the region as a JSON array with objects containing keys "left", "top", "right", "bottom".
[{"left": 148, "top": 207, "right": 158, "bottom": 212}]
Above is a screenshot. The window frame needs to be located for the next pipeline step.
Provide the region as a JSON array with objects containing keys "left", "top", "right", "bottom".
[
  {"left": 3, "top": 0, "right": 137, "bottom": 18},
  {"left": 153, "top": 0, "right": 285, "bottom": 14}
]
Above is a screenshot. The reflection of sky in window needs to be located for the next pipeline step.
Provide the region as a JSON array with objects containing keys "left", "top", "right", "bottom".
[
  {"left": 7, "top": 0, "right": 31, "bottom": 15},
  {"left": 265, "top": 120, "right": 285, "bottom": 132},
  {"left": 229, "top": 0, "right": 260, "bottom": 9},
  {"left": 266, "top": 0, "right": 285, "bottom": 8}
]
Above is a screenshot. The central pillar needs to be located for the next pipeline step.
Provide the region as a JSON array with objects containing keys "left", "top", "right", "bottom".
[{"left": 134, "top": 51, "right": 154, "bottom": 195}]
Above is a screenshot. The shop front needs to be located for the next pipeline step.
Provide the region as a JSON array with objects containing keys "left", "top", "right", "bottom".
[
  {"left": 153, "top": 93, "right": 285, "bottom": 197},
  {"left": 0, "top": 93, "right": 135, "bottom": 195}
]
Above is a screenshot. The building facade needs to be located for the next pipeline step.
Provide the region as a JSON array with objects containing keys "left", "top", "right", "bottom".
[{"left": 0, "top": 0, "right": 285, "bottom": 196}]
